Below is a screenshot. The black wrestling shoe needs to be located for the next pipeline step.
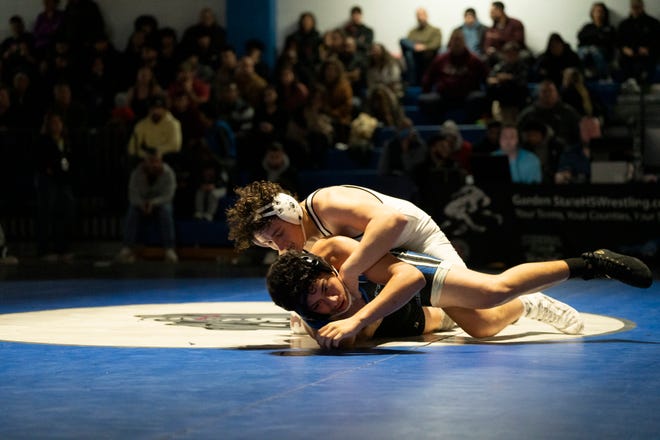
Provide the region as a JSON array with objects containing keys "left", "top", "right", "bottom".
[{"left": 581, "top": 249, "right": 653, "bottom": 288}]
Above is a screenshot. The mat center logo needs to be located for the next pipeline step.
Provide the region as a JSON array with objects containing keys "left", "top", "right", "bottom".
[{"left": 137, "top": 313, "right": 290, "bottom": 331}]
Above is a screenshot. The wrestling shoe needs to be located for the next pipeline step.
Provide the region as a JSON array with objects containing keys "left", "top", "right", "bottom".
[
  {"left": 519, "top": 293, "right": 584, "bottom": 335},
  {"left": 581, "top": 249, "right": 652, "bottom": 288}
]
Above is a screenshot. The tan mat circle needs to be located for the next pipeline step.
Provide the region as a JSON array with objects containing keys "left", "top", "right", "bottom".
[{"left": 0, "top": 302, "right": 631, "bottom": 349}]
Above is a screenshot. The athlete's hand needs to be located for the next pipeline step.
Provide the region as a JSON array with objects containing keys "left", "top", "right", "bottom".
[{"left": 315, "top": 317, "right": 361, "bottom": 349}]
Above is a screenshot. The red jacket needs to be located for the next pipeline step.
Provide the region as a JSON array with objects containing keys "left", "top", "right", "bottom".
[{"left": 422, "top": 50, "right": 488, "bottom": 98}]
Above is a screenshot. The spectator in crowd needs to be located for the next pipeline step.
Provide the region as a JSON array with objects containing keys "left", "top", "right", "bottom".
[
  {"left": 0, "top": 223, "right": 19, "bottom": 265},
  {"left": 274, "top": 62, "right": 309, "bottom": 113},
  {"left": 483, "top": 1, "right": 527, "bottom": 66},
  {"left": 378, "top": 127, "right": 427, "bottom": 177},
  {"left": 1, "top": 16, "right": 38, "bottom": 84},
  {"left": 413, "top": 133, "right": 468, "bottom": 216},
  {"left": 617, "top": 0, "right": 660, "bottom": 86},
  {"left": 216, "top": 81, "right": 254, "bottom": 137},
  {"left": 519, "top": 119, "right": 566, "bottom": 183},
  {"left": 33, "top": 0, "right": 65, "bottom": 58},
  {"left": 82, "top": 33, "right": 123, "bottom": 90},
  {"left": 237, "top": 84, "right": 289, "bottom": 174},
  {"left": 517, "top": 79, "right": 582, "bottom": 147},
  {"left": 492, "top": 124, "right": 541, "bottom": 183},
  {"left": 167, "top": 61, "right": 211, "bottom": 109},
  {"left": 400, "top": 7, "right": 443, "bottom": 86},
  {"left": 80, "top": 54, "right": 116, "bottom": 127},
  {"left": 440, "top": 119, "right": 473, "bottom": 172},
  {"left": 180, "top": 7, "right": 226, "bottom": 61},
  {"left": 319, "top": 28, "right": 345, "bottom": 63},
  {"left": 364, "top": 84, "right": 408, "bottom": 129},
  {"left": 132, "top": 14, "right": 159, "bottom": 48},
  {"left": 107, "top": 92, "right": 135, "bottom": 135},
  {"left": 39, "top": 35, "right": 76, "bottom": 92},
  {"left": 486, "top": 41, "right": 529, "bottom": 124},
  {"left": 187, "top": 28, "right": 221, "bottom": 72},
  {"left": 419, "top": 29, "right": 489, "bottom": 123},
  {"left": 473, "top": 119, "right": 502, "bottom": 154},
  {"left": 457, "top": 7, "right": 486, "bottom": 57},
  {"left": 278, "top": 42, "right": 314, "bottom": 91},
  {"left": 555, "top": 116, "right": 597, "bottom": 184},
  {"left": 252, "top": 84, "right": 288, "bottom": 146},
  {"left": 212, "top": 45, "right": 239, "bottom": 100},
  {"left": 181, "top": 52, "right": 215, "bottom": 85},
  {"left": 253, "top": 142, "right": 299, "bottom": 195},
  {"left": 245, "top": 39, "right": 271, "bottom": 81},
  {"left": 284, "top": 12, "right": 322, "bottom": 87},
  {"left": 234, "top": 56, "right": 268, "bottom": 109},
  {"left": 9, "top": 71, "right": 42, "bottom": 131},
  {"left": 343, "top": 6, "right": 374, "bottom": 57},
  {"left": 532, "top": 33, "right": 582, "bottom": 87},
  {"left": 560, "top": 67, "right": 603, "bottom": 118},
  {"left": 285, "top": 85, "right": 334, "bottom": 169},
  {"left": 576, "top": 2, "right": 617, "bottom": 80},
  {"left": 318, "top": 58, "right": 353, "bottom": 145},
  {"left": 366, "top": 43, "right": 404, "bottom": 99},
  {"left": 122, "top": 26, "right": 150, "bottom": 88},
  {"left": 338, "top": 36, "right": 368, "bottom": 100},
  {"left": 193, "top": 158, "right": 229, "bottom": 222},
  {"left": 169, "top": 91, "right": 209, "bottom": 149},
  {"left": 35, "top": 112, "right": 76, "bottom": 261},
  {"left": 127, "top": 95, "right": 182, "bottom": 160},
  {"left": 116, "top": 151, "right": 178, "bottom": 263},
  {"left": 155, "top": 27, "right": 180, "bottom": 88},
  {"left": 125, "top": 65, "right": 164, "bottom": 121},
  {"left": 419, "top": 133, "right": 468, "bottom": 182},
  {"left": 47, "top": 81, "right": 88, "bottom": 139},
  {"left": 555, "top": 145, "right": 591, "bottom": 184}
]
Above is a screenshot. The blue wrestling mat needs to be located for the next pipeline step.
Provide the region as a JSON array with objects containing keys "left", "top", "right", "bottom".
[{"left": 1, "top": 268, "right": 659, "bottom": 439}]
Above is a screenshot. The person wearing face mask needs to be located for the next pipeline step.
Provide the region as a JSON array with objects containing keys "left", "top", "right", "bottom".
[{"left": 127, "top": 95, "right": 182, "bottom": 161}]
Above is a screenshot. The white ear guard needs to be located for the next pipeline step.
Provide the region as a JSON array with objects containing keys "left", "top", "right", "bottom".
[{"left": 253, "top": 193, "right": 303, "bottom": 225}]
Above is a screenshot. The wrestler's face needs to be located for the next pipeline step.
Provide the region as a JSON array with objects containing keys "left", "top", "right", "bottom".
[
  {"left": 253, "top": 218, "right": 305, "bottom": 252},
  {"left": 306, "top": 274, "right": 351, "bottom": 317}
]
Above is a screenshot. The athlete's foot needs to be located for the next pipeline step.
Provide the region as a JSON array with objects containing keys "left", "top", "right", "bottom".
[
  {"left": 520, "top": 293, "right": 585, "bottom": 335},
  {"left": 581, "top": 249, "right": 653, "bottom": 288}
]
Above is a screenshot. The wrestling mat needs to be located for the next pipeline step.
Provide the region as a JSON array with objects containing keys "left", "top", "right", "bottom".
[{"left": 0, "top": 301, "right": 633, "bottom": 349}]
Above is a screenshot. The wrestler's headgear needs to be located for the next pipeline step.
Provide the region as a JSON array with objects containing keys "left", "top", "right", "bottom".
[
  {"left": 253, "top": 193, "right": 303, "bottom": 225},
  {"left": 266, "top": 250, "right": 335, "bottom": 326}
]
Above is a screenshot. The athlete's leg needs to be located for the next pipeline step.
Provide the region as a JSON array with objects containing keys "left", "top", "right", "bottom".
[
  {"left": 443, "top": 292, "right": 584, "bottom": 338},
  {"left": 423, "top": 306, "right": 457, "bottom": 333},
  {"left": 442, "top": 302, "right": 524, "bottom": 338},
  {"left": 436, "top": 260, "right": 571, "bottom": 310}
]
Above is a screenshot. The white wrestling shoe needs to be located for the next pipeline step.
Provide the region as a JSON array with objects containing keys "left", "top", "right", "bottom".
[{"left": 519, "top": 292, "right": 584, "bottom": 335}]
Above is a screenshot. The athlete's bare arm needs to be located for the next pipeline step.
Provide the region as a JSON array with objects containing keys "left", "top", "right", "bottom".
[
  {"left": 311, "top": 236, "right": 426, "bottom": 349},
  {"left": 310, "top": 187, "right": 409, "bottom": 294}
]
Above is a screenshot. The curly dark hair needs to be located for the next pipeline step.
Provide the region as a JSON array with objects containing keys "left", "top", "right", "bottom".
[
  {"left": 266, "top": 250, "right": 335, "bottom": 322},
  {"left": 226, "top": 181, "right": 296, "bottom": 251}
]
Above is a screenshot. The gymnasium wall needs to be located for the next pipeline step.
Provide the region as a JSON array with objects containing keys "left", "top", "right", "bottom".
[{"left": 2, "top": 0, "right": 660, "bottom": 62}]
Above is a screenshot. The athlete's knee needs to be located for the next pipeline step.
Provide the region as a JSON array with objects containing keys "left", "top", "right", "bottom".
[
  {"left": 463, "top": 325, "right": 499, "bottom": 339},
  {"left": 479, "top": 278, "right": 516, "bottom": 307}
]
